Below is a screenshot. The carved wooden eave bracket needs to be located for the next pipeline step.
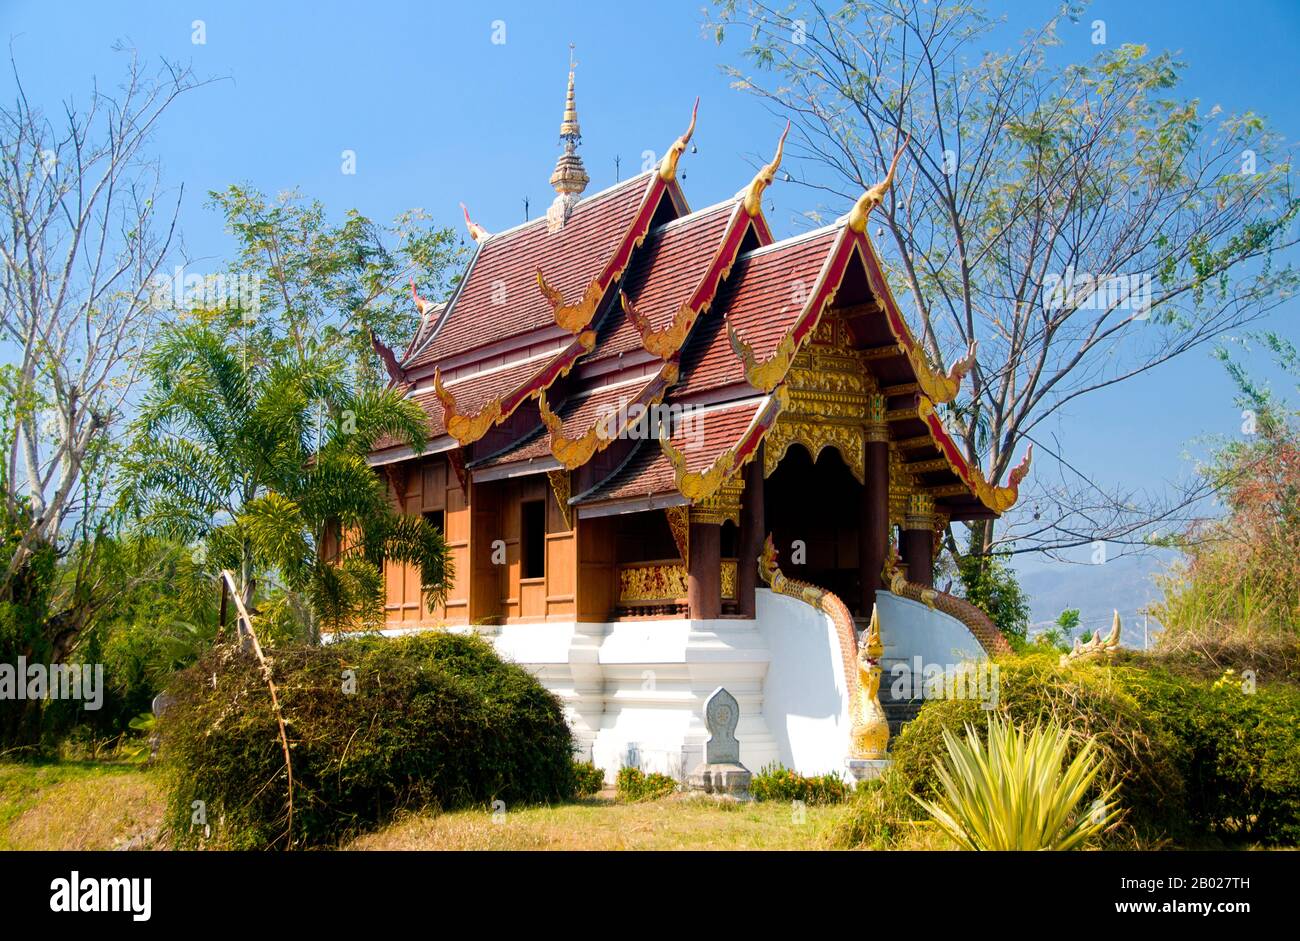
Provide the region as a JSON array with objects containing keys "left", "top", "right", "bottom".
[
  {"left": 738, "top": 121, "right": 789, "bottom": 217},
  {"left": 660, "top": 387, "right": 787, "bottom": 502},
  {"left": 433, "top": 368, "right": 503, "bottom": 445},
  {"left": 539, "top": 361, "right": 678, "bottom": 470},
  {"left": 916, "top": 395, "right": 1033, "bottom": 514},
  {"left": 537, "top": 269, "right": 606, "bottom": 335},
  {"left": 657, "top": 97, "right": 699, "bottom": 182},
  {"left": 665, "top": 505, "right": 690, "bottom": 564},
  {"left": 547, "top": 469, "right": 573, "bottom": 530}
]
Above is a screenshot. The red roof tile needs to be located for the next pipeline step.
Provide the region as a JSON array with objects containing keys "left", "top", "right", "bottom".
[
  {"left": 587, "top": 201, "right": 739, "bottom": 363},
  {"left": 406, "top": 173, "right": 656, "bottom": 368},
  {"left": 674, "top": 228, "right": 840, "bottom": 397},
  {"left": 576, "top": 397, "right": 765, "bottom": 503}
]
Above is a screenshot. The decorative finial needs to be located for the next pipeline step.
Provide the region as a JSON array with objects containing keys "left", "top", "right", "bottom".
[
  {"left": 547, "top": 45, "right": 590, "bottom": 232},
  {"left": 739, "top": 121, "right": 790, "bottom": 216},
  {"left": 848, "top": 129, "right": 911, "bottom": 233},
  {"left": 658, "top": 97, "right": 699, "bottom": 182},
  {"left": 409, "top": 277, "right": 435, "bottom": 318},
  {"left": 460, "top": 202, "right": 491, "bottom": 244}
]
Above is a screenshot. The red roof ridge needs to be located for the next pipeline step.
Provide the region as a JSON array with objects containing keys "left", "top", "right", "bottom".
[
  {"left": 474, "top": 169, "right": 657, "bottom": 249},
  {"left": 422, "top": 170, "right": 682, "bottom": 445}
]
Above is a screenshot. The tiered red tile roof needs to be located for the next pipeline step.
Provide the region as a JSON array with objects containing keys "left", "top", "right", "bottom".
[{"left": 368, "top": 96, "right": 1029, "bottom": 519}]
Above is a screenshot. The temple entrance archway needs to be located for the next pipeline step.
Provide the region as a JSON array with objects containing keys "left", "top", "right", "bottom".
[{"left": 764, "top": 443, "right": 865, "bottom": 613}]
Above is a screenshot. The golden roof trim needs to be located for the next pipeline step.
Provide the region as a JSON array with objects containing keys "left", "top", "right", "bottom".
[
  {"left": 739, "top": 121, "right": 789, "bottom": 217},
  {"left": 658, "top": 97, "right": 699, "bottom": 182}
]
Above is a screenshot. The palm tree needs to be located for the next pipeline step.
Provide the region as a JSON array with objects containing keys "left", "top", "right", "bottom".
[{"left": 121, "top": 319, "right": 449, "bottom": 641}]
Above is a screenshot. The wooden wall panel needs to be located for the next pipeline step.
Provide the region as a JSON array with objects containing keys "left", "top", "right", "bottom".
[
  {"left": 577, "top": 514, "right": 616, "bottom": 622},
  {"left": 469, "top": 481, "right": 501, "bottom": 625},
  {"left": 379, "top": 462, "right": 585, "bottom": 628}
]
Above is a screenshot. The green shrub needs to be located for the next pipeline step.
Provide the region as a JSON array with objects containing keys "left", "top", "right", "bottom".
[
  {"left": 572, "top": 761, "right": 606, "bottom": 798},
  {"left": 751, "top": 763, "right": 848, "bottom": 805},
  {"left": 615, "top": 766, "right": 677, "bottom": 802},
  {"left": 835, "top": 654, "right": 1186, "bottom": 847},
  {"left": 1113, "top": 665, "right": 1300, "bottom": 845},
  {"left": 834, "top": 654, "right": 1300, "bottom": 848},
  {"left": 159, "top": 631, "right": 575, "bottom": 849}
]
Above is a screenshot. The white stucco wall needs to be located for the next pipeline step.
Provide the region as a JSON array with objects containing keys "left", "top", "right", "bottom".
[
  {"left": 752, "top": 589, "right": 853, "bottom": 776},
  {"left": 331, "top": 586, "right": 983, "bottom": 783}
]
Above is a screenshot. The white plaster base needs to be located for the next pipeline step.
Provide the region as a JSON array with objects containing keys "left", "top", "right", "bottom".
[{"left": 351, "top": 587, "right": 989, "bottom": 786}]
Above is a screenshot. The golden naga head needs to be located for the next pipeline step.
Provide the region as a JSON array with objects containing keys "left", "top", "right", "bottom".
[
  {"left": 658, "top": 97, "right": 699, "bottom": 182},
  {"left": 950, "top": 340, "right": 978, "bottom": 384},
  {"left": 740, "top": 120, "right": 790, "bottom": 216},
  {"left": 460, "top": 202, "right": 491, "bottom": 244},
  {"left": 1007, "top": 443, "right": 1033, "bottom": 490},
  {"left": 847, "top": 130, "right": 911, "bottom": 233},
  {"left": 433, "top": 367, "right": 502, "bottom": 445}
]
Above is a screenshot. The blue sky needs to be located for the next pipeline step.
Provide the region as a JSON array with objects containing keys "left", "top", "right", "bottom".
[{"left": 3, "top": 0, "right": 1297, "bottom": 601}]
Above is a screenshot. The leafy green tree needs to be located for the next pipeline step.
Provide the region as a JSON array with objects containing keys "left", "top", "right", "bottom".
[
  {"left": 121, "top": 319, "right": 451, "bottom": 642},
  {"left": 710, "top": 0, "right": 1299, "bottom": 562},
  {"left": 957, "top": 535, "right": 1030, "bottom": 642},
  {"left": 1152, "top": 332, "right": 1300, "bottom": 639},
  {"left": 203, "top": 184, "right": 467, "bottom": 376},
  {"left": 1034, "top": 607, "right": 1081, "bottom": 652}
]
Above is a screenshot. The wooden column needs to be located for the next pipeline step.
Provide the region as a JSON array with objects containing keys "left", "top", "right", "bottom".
[
  {"left": 687, "top": 520, "right": 722, "bottom": 619},
  {"left": 900, "top": 494, "right": 936, "bottom": 588},
  {"left": 860, "top": 397, "right": 890, "bottom": 616},
  {"left": 737, "top": 446, "right": 765, "bottom": 619}
]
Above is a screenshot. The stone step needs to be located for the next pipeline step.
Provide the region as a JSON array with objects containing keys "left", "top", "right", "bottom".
[{"left": 882, "top": 698, "right": 924, "bottom": 746}]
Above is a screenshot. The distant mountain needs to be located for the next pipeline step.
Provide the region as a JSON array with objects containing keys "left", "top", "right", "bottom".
[{"left": 1014, "top": 552, "right": 1179, "bottom": 649}]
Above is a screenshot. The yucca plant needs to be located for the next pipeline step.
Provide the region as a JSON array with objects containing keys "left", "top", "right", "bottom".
[{"left": 915, "top": 714, "right": 1119, "bottom": 850}]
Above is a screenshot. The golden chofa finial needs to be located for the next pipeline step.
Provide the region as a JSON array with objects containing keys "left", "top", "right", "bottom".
[
  {"left": 409, "top": 278, "right": 436, "bottom": 317},
  {"left": 739, "top": 121, "right": 790, "bottom": 216},
  {"left": 658, "top": 97, "right": 699, "bottom": 182},
  {"left": 460, "top": 203, "right": 491, "bottom": 244},
  {"left": 847, "top": 130, "right": 912, "bottom": 233}
]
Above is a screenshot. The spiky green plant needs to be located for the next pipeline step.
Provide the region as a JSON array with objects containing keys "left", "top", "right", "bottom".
[{"left": 915, "top": 714, "right": 1119, "bottom": 850}]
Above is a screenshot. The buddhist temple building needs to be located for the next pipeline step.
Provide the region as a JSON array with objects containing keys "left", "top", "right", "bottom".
[{"left": 365, "top": 60, "right": 1030, "bottom": 779}]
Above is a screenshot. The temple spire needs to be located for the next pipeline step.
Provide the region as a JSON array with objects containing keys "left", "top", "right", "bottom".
[{"left": 547, "top": 44, "right": 590, "bottom": 231}]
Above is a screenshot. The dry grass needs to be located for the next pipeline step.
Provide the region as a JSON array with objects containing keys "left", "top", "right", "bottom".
[
  {"left": 0, "top": 761, "right": 856, "bottom": 851},
  {"left": 347, "top": 791, "right": 852, "bottom": 851},
  {"left": 0, "top": 761, "right": 166, "bottom": 850}
]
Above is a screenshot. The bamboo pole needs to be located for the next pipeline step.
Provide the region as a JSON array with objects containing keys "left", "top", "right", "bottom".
[{"left": 220, "top": 570, "right": 295, "bottom": 846}]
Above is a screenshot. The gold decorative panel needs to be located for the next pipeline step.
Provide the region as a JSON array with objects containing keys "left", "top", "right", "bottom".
[
  {"left": 762, "top": 312, "right": 880, "bottom": 484},
  {"left": 690, "top": 475, "right": 744, "bottom": 526},
  {"left": 721, "top": 560, "right": 738, "bottom": 600},
  {"left": 619, "top": 562, "right": 689, "bottom": 604}
]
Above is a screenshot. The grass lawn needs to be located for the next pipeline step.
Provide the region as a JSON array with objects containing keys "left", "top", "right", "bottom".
[
  {"left": 348, "top": 792, "right": 852, "bottom": 850},
  {"left": 0, "top": 760, "right": 166, "bottom": 850},
  {"left": 0, "top": 761, "right": 860, "bottom": 850}
]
